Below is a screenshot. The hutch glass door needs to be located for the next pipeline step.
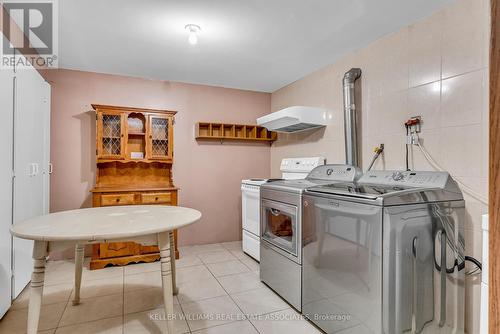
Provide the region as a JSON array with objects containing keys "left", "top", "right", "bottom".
[
  {"left": 147, "top": 115, "right": 172, "bottom": 160},
  {"left": 98, "top": 112, "right": 125, "bottom": 159}
]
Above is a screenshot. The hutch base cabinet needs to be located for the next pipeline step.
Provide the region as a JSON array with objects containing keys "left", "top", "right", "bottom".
[{"left": 90, "top": 104, "right": 179, "bottom": 270}]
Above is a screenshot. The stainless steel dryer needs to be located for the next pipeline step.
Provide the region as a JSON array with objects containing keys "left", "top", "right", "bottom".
[
  {"left": 259, "top": 165, "right": 361, "bottom": 311},
  {"left": 302, "top": 170, "right": 465, "bottom": 334}
]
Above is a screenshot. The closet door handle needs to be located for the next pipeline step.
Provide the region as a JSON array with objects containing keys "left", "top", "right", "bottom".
[
  {"left": 28, "top": 163, "right": 37, "bottom": 176},
  {"left": 48, "top": 163, "right": 53, "bottom": 174}
]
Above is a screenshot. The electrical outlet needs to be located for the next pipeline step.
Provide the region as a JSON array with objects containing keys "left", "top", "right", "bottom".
[{"left": 407, "top": 133, "right": 419, "bottom": 145}]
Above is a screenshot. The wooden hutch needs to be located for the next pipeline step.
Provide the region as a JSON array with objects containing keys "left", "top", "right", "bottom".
[{"left": 90, "top": 104, "right": 179, "bottom": 270}]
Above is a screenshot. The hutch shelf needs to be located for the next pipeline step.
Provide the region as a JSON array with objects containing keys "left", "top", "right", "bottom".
[
  {"left": 90, "top": 104, "right": 179, "bottom": 270},
  {"left": 195, "top": 122, "right": 277, "bottom": 143}
]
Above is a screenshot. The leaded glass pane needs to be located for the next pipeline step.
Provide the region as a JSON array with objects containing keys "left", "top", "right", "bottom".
[
  {"left": 102, "top": 114, "right": 121, "bottom": 155},
  {"left": 151, "top": 118, "right": 168, "bottom": 157}
]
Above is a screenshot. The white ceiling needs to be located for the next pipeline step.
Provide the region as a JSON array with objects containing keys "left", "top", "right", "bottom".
[{"left": 58, "top": 0, "right": 454, "bottom": 92}]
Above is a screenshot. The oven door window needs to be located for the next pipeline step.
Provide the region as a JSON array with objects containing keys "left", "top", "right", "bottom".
[{"left": 262, "top": 200, "right": 298, "bottom": 256}]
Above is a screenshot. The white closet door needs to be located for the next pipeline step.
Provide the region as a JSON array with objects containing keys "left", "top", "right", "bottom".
[
  {"left": 42, "top": 82, "right": 51, "bottom": 214},
  {"left": 12, "top": 64, "right": 47, "bottom": 297},
  {"left": 0, "top": 51, "right": 14, "bottom": 318}
]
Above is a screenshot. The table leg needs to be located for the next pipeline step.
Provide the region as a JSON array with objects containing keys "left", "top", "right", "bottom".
[
  {"left": 158, "top": 232, "right": 174, "bottom": 334},
  {"left": 27, "top": 241, "right": 48, "bottom": 334},
  {"left": 169, "top": 231, "right": 178, "bottom": 295},
  {"left": 73, "top": 244, "right": 85, "bottom": 305}
]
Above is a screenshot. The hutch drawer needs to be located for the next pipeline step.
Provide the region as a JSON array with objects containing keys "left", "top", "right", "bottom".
[
  {"left": 100, "top": 193, "right": 135, "bottom": 206},
  {"left": 141, "top": 192, "right": 172, "bottom": 204}
]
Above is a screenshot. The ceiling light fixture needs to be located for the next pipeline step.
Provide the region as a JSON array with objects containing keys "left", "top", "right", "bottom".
[{"left": 185, "top": 24, "right": 201, "bottom": 45}]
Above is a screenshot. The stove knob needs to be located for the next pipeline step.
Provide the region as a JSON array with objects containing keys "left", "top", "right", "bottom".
[{"left": 392, "top": 171, "right": 404, "bottom": 181}]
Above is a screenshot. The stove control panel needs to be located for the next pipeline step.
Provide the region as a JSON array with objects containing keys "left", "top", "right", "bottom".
[
  {"left": 280, "top": 157, "right": 325, "bottom": 173},
  {"left": 359, "top": 170, "right": 450, "bottom": 189},
  {"left": 307, "top": 164, "right": 362, "bottom": 182}
]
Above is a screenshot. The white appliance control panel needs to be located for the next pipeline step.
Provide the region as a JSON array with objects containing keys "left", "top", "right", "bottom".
[
  {"left": 307, "top": 164, "right": 362, "bottom": 182},
  {"left": 359, "top": 171, "right": 450, "bottom": 188},
  {"left": 280, "top": 157, "right": 325, "bottom": 173}
]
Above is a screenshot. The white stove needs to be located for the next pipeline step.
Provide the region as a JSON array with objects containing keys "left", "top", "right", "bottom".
[{"left": 241, "top": 157, "right": 325, "bottom": 261}]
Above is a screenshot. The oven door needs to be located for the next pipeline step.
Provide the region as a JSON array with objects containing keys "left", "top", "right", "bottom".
[
  {"left": 241, "top": 183, "right": 261, "bottom": 236},
  {"left": 261, "top": 199, "right": 299, "bottom": 260}
]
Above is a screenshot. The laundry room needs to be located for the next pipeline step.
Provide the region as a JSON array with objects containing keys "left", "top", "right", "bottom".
[{"left": 0, "top": 0, "right": 495, "bottom": 333}]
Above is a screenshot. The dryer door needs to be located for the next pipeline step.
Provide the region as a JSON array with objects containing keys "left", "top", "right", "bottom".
[{"left": 261, "top": 199, "right": 299, "bottom": 259}]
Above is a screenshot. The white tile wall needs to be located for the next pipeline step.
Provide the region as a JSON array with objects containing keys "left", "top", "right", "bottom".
[
  {"left": 441, "top": 70, "right": 484, "bottom": 127},
  {"left": 442, "top": 0, "right": 485, "bottom": 78},
  {"left": 270, "top": 0, "right": 490, "bottom": 332},
  {"left": 408, "top": 11, "right": 443, "bottom": 87}
]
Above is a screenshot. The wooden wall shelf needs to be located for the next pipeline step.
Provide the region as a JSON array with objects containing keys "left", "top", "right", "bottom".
[{"left": 195, "top": 122, "right": 277, "bottom": 143}]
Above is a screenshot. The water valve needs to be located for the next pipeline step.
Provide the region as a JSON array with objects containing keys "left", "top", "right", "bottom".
[
  {"left": 405, "top": 116, "right": 421, "bottom": 145},
  {"left": 405, "top": 116, "right": 421, "bottom": 131}
]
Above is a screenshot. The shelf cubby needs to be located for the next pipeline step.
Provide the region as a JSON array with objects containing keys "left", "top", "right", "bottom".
[
  {"left": 223, "top": 124, "right": 235, "bottom": 137},
  {"left": 257, "top": 127, "right": 268, "bottom": 139},
  {"left": 211, "top": 123, "right": 222, "bottom": 137},
  {"left": 197, "top": 123, "right": 211, "bottom": 137},
  {"left": 245, "top": 126, "right": 257, "bottom": 139},
  {"left": 195, "top": 122, "right": 277, "bottom": 143},
  {"left": 235, "top": 125, "right": 245, "bottom": 138}
]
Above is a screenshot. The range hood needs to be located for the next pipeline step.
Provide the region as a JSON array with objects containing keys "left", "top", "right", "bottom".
[{"left": 257, "top": 106, "right": 330, "bottom": 133}]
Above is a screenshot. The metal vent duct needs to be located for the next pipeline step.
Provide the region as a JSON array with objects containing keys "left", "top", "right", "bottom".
[{"left": 343, "top": 68, "right": 362, "bottom": 166}]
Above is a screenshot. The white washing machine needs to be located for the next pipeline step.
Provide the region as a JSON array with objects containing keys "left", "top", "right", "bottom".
[
  {"left": 302, "top": 170, "right": 465, "bottom": 333},
  {"left": 241, "top": 157, "right": 325, "bottom": 261}
]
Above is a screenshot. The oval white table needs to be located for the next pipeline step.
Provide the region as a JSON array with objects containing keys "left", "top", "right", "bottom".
[{"left": 10, "top": 205, "right": 202, "bottom": 334}]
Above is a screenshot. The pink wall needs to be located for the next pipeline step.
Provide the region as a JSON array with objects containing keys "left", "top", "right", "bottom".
[{"left": 44, "top": 69, "right": 271, "bottom": 246}]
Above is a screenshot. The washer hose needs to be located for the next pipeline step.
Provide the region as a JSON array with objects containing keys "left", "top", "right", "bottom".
[
  {"left": 367, "top": 144, "right": 384, "bottom": 171},
  {"left": 434, "top": 255, "right": 482, "bottom": 273}
]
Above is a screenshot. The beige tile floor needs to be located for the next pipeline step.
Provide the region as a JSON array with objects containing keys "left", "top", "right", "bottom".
[{"left": 0, "top": 241, "right": 334, "bottom": 334}]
